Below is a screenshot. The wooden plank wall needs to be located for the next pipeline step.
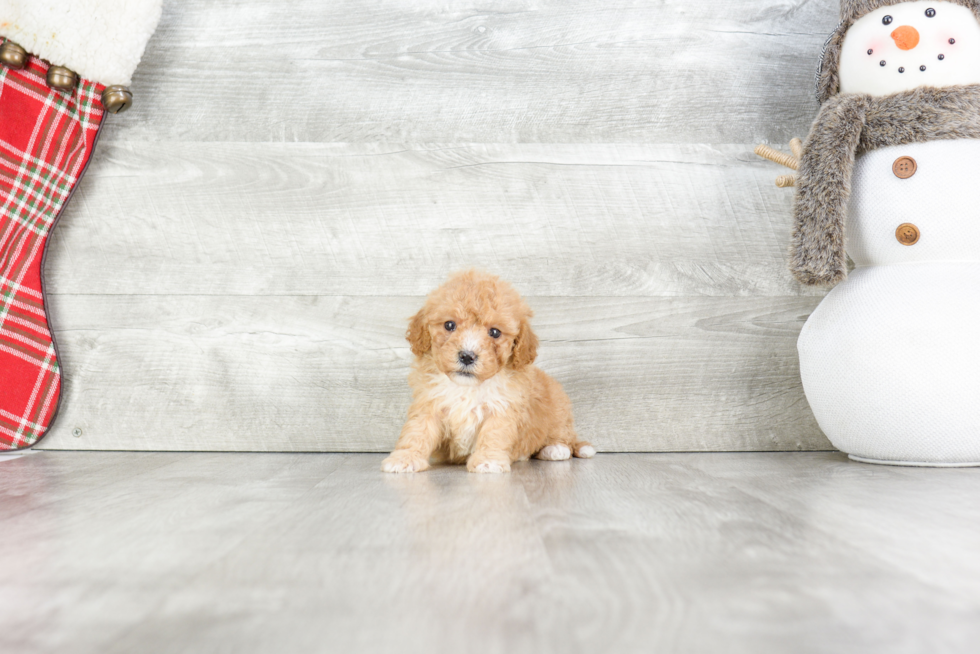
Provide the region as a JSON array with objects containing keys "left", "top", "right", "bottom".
[{"left": 38, "top": 0, "right": 839, "bottom": 452}]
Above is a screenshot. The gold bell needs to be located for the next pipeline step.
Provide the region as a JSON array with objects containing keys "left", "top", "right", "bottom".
[
  {"left": 47, "top": 65, "right": 77, "bottom": 92},
  {"left": 100, "top": 85, "right": 133, "bottom": 114},
  {"left": 0, "top": 41, "right": 28, "bottom": 70}
]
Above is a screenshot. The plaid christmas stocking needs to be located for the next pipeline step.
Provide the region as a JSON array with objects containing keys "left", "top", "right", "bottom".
[
  {"left": 0, "top": 51, "right": 104, "bottom": 449},
  {"left": 0, "top": 2, "right": 161, "bottom": 450}
]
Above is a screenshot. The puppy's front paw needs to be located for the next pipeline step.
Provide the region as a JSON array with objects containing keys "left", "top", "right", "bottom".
[
  {"left": 467, "top": 456, "right": 511, "bottom": 474},
  {"left": 381, "top": 450, "right": 430, "bottom": 473}
]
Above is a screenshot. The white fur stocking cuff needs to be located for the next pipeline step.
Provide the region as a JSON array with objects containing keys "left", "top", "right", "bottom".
[{"left": 0, "top": 0, "right": 162, "bottom": 86}]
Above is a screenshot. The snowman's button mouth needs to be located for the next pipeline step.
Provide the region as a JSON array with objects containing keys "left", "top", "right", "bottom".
[{"left": 896, "top": 223, "right": 921, "bottom": 246}]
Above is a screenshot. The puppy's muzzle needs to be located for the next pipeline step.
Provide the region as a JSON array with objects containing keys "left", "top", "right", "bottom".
[{"left": 457, "top": 350, "right": 478, "bottom": 367}]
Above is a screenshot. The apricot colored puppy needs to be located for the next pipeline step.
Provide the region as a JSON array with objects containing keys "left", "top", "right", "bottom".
[{"left": 382, "top": 270, "right": 594, "bottom": 474}]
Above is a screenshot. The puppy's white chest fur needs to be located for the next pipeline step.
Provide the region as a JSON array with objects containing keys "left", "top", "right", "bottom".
[{"left": 429, "top": 372, "right": 514, "bottom": 458}]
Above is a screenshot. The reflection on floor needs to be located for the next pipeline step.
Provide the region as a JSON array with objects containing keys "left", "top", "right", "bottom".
[{"left": 2, "top": 452, "right": 979, "bottom": 653}]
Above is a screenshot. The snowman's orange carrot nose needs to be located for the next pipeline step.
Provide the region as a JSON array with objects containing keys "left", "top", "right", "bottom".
[{"left": 891, "top": 25, "right": 920, "bottom": 50}]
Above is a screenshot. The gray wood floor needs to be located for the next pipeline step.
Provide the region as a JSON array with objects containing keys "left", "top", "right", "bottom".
[
  {"left": 38, "top": 0, "right": 840, "bottom": 452},
  {"left": 2, "top": 452, "right": 979, "bottom": 653}
]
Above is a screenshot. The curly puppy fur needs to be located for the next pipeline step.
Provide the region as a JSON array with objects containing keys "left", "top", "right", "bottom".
[
  {"left": 792, "top": 84, "right": 980, "bottom": 285},
  {"left": 382, "top": 270, "right": 594, "bottom": 474},
  {"left": 816, "top": 0, "right": 980, "bottom": 103}
]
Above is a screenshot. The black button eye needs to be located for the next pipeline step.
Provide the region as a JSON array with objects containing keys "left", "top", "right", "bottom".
[
  {"left": 926, "top": 8, "right": 936, "bottom": 17},
  {"left": 444, "top": 321, "right": 456, "bottom": 332},
  {"left": 950, "top": 38, "right": 956, "bottom": 44},
  {"left": 883, "top": 15, "right": 893, "bottom": 25},
  {"left": 489, "top": 328, "right": 501, "bottom": 339}
]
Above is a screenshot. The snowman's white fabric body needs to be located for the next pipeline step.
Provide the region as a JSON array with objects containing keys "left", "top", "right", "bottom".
[{"left": 797, "top": 1, "right": 980, "bottom": 465}]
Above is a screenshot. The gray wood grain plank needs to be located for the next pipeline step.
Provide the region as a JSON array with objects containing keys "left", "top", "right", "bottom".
[
  {"left": 515, "top": 453, "right": 980, "bottom": 653},
  {"left": 25, "top": 0, "right": 840, "bottom": 453},
  {"left": 35, "top": 294, "right": 828, "bottom": 452},
  {"left": 105, "top": 0, "right": 833, "bottom": 144},
  {"left": 690, "top": 454, "right": 980, "bottom": 603},
  {"left": 48, "top": 142, "right": 820, "bottom": 298},
  {"left": 3, "top": 452, "right": 980, "bottom": 653}
]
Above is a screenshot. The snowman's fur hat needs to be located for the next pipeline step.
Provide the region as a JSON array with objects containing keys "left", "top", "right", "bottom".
[
  {"left": 816, "top": 0, "right": 980, "bottom": 103},
  {"left": 792, "top": 85, "right": 980, "bottom": 284}
]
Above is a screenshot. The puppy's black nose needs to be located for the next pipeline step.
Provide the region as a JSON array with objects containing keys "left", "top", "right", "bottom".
[{"left": 458, "top": 351, "right": 477, "bottom": 366}]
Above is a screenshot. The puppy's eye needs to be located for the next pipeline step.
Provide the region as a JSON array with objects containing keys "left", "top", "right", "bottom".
[
  {"left": 489, "top": 327, "right": 501, "bottom": 339},
  {"left": 883, "top": 15, "right": 893, "bottom": 25},
  {"left": 926, "top": 8, "right": 936, "bottom": 17},
  {"left": 444, "top": 321, "right": 456, "bottom": 332}
]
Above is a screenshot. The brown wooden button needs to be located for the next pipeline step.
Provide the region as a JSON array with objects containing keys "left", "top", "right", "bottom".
[
  {"left": 896, "top": 223, "right": 920, "bottom": 245},
  {"left": 893, "top": 156, "right": 917, "bottom": 179}
]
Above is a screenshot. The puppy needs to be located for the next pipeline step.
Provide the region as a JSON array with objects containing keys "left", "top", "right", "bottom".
[{"left": 382, "top": 270, "right": 594, "bottom": 474}]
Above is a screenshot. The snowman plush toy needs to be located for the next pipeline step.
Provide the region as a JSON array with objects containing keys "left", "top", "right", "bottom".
[{"left": 789, "top": 0, "right": 980, "bottom": 466}]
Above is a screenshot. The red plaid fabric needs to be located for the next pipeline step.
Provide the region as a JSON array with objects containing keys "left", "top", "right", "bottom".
[{"left": 0, "top": 45, "right": 104, "bottom": 450}]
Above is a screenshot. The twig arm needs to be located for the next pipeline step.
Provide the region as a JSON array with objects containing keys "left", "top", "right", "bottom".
[
  {"left": 789, "top": 138, "right": 803, "bottom": 159},
  {"left": 754, "top": 144, "right": 799, "bottom": 170}
]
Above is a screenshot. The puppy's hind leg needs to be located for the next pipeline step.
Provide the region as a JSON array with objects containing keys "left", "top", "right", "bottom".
[
  {"left": 535, "top": 443, "right": 572, "bottom": 461},
  {"left": 535, "top": 423, "right": 590, "bottom": 461},
  {"left": 535, "top": 440, "right": 594, "bottom": 459},
  {"left": 563, "top": 420, "right": 595, "bottom": 458}
]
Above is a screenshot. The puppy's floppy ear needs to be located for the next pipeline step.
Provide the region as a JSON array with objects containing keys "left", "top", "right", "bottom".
[
  {"left": 510, "top": 318, "right": 538, "bottom": 369},
  {"left": 406, "top": 310, "right": 431, "bottom": 357}
]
